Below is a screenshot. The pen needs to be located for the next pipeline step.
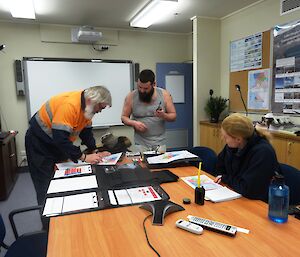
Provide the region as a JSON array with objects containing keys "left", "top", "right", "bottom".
[{"left": 198, "top": 162, "right": 202, "bottom": 188}]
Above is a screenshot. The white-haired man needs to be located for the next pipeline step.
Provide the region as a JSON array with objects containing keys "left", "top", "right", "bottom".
[{"left": 25, "top": 86, "right": 111, "bottom": 223}]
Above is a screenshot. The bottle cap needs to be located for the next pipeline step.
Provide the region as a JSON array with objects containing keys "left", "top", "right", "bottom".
[{"left": 273, "top": 174, "right": 285, "bottom": 184}]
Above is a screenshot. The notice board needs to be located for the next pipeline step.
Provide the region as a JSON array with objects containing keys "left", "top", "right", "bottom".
[{"left": 229, "top": 30, "right": 271, "bottom": 113}]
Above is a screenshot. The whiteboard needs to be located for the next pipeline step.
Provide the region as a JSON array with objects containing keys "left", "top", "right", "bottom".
[{"left": 23, "top": 58, "right": 133, "bottom": 127}]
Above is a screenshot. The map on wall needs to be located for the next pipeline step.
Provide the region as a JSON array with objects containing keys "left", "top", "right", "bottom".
[
  {"left": 230, "top": 32, "right": 263, "bottom": 72},
  {"left": 272, "top": 19, "right": 300, "bottom": 114},
  {"left": 248, "top": 68, "right": 271, "bottom": 110}
]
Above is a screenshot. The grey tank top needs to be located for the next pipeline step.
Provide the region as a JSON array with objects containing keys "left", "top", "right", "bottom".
[{"left": 132, "top": 87, "right": 165, "bottom": 148}]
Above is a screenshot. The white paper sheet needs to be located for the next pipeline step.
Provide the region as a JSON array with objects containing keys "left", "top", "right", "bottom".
[
  {"left": 55, "top": 160, "right": 89, "bottom": 170},
  {"left": 43, "top": 192, "right": 98, "bottom": 216},
  {"left": 62, "top": 192, "right": 98, "bottom": 213},
  {"left": 205, "top": 187, "right": 241, "bottom": 203},
  {"left": 114, "top": 189, "right": 132, "bottom": 205},
  {"left": 43, "top": 197, "right": 64, "bottom": 216},
  {"left": 96, "top": 152, "right": 122, "bottom": 165},
  {"left": 126, "top": 186, "right": 161, "bottom": 204},
  {"left": 147, "top": 150, "right": 197, "bottom": 164},
  {"left": 108, "top": 190, "right": 117, "bottom": 205},
  {"left": 181, "top": 175, "right": 223, "bottom": 191},
  {"left": 54, "top": 165, "right": 92, "bottom": 178},
  {"left": 47, "top": 175, "right": 98, "bottom": 194}
]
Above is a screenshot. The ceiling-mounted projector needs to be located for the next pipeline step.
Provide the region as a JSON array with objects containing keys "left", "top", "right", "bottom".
[{"left": 71, "top": 26, "right": 102, "bottom": 43}]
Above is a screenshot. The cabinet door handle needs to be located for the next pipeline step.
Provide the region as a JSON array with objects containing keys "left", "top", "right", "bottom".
[
  {"left": 9, "top": 153, "right": 15, "bottom": 158},
  {"left": 287, "top": 142, "right": 293, "bottom": 154}
]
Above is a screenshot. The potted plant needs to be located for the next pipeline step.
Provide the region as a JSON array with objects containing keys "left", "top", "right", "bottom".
[{"left": 205, "top": 95, "right": 228, "bottom": 123}]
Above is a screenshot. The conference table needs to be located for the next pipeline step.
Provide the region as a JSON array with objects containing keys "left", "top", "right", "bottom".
[{"left": 47, "top": 162, "right": 300, "bottom": 257}]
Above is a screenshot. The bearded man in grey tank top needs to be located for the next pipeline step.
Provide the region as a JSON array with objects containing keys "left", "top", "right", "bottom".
[{"left": 121, "top": 69, "right": 176, "bottom": 151}]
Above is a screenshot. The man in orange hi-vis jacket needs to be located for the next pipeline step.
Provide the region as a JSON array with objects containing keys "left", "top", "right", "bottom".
[{"left": 25, "top": 86, "right": 112, "bottom": 227}]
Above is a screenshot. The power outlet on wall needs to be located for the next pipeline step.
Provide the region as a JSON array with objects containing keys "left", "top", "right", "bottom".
[{"left": 19, "top": 150, "right": 27, "bottom": 167}]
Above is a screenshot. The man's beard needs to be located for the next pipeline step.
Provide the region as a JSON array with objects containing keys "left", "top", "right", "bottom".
[
  {"left": 138, "top": 87, "right": 154, "bottom": 103},
  {"left": 84, "top": 103, "right": 95, "bottom": 119}
]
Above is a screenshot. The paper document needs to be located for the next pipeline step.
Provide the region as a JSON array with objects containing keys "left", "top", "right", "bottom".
[
  {"left": 43, "top": 192, "right": 98, "bottom": 216},
  {"left": 47, "top": 175, "right": 98, "bottom": 194},
  {"left": 114, "top": 189, "right": 132, "bottom": 205},
  {"left": 54, "top": 165, "right": 92, "bottom": 178},
  {"left": 110, "top": 186, "right": 161, "bottom": 205},
  {"left": 55, "top": 160, "right": 89, "bottom": 170},
  {"left": 205, "top": 187, "right": 241, "bottom": 203},
  {"left": 127, "top": 186, "right": 161, "bottom": 203},
  {"left": 181, "top": 175, "right": 241, "bottom": 203},
  {"left": 96, "top": 152, "right": 122, "bottom": 165},
  {"left": 181, "top": 175, "right": 223, "bottom": 190},
  {"left": 147, "top": 150, "right": 198, "bottom": 164}
]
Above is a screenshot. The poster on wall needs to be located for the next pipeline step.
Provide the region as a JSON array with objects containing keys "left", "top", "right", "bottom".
[
  {"left": 230, "top": 32, "right": 262, "bottom": 72},
  {"left": 247, "top": 68, "right": 271, "bottom": 110},
  {"left": 272, "top": 20, "right": 300, "bottom": 114}
]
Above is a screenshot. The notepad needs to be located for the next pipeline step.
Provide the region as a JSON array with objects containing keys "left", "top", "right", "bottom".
[
  {"left": 43, "top": 192, "right": 98, "bottom": 216},
  {"left": 47, "top": 175, "right": 98, "bottom": 194},
  {"left": 205, "top": 187, "right": 241, "bottom": 203},
  {"left": 54, "top": 165, "right": 92, "bottom": 178}
]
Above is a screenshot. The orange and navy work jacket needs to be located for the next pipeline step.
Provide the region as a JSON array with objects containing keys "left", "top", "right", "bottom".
[{"left": 29, "top": 91, "right": 96, "bottom": 161}]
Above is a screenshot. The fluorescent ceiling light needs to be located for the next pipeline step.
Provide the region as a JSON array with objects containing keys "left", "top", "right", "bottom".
[
  {"left": 130, "top": 0, "right": 178, "bottom": 28},
  {"left": 9, "top": 0, "right": 36, "bottom": 19}
]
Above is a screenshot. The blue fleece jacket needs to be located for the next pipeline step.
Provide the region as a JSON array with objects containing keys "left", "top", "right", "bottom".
[{"left": 216, "top": 132, "right": 279, "bottom": 201}]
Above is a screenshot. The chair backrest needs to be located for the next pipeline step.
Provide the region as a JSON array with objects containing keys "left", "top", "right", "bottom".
[
  {"left": 4, "top": 231, "right": 48, "bottom": 257},
  {"left": 0, "top": 206, "right": 48, "bottom": 257},
  {"left": 279, "top": 163, "right": 300, "bottom": 205},
  {"left": 189, "top": 146, "right": 218, "bottom": 176}
]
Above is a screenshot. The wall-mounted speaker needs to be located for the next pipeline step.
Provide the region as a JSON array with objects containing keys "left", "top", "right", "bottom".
[
  {"left": 15, "top": 60, "right": 25, "bottom": 96},
  {"left": 134, "top": 63, "right": 140, "bottom": 82}
]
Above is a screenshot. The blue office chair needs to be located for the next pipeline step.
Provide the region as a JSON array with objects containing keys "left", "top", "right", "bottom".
[
  {"left": 189, "top": 146, "right": 218, "bottom": 176},
  {"left": 279, "top": 163, "right": 300, "bottom": 205},
  {"left": 0, "top": 206, "right": 48, "bottom": 257}
]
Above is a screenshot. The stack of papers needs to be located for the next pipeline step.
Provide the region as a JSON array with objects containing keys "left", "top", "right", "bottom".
[
  {"left": 43, "top": 192, "right": 98, "bottom": 217},
  {"left": 147, "top": 150, "right": 198, "bottom": 165},
  {"left": 181, "top": 175, "right": 241, "bottom": 203},
  {"left": 108, "top": 186, "right": 162, "bottom": 205}
]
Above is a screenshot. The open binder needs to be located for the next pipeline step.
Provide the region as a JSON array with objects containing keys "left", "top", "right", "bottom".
[{"left": 42, "top": 166, "right": 177, "bottom": 217}]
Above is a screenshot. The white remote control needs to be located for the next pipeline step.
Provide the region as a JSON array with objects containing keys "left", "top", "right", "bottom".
[
  {"left": 175, "top": 219, "right": 203, "bottom": 235},
  {"left": 187, "top": 215, "right": 237, "bottom": 237}
]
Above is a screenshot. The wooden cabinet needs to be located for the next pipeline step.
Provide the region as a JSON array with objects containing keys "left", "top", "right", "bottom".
[
  {"left": 0, "top": 133, "right": 18, "bottom": 200},
  {"left": 199, "top": 121, "right": 225, "bottom": 155},
  {"left": 270, "top": 133, "right": 300, "bottom": 170}
]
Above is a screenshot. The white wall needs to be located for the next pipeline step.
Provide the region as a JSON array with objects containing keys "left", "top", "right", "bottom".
[
  {"left": 194, "top": 17, "right": 220, "bottom": 145},
  {"left": 0, "top": 21, "right": 191, "bottom": 164},
  {"left": 220, "top": 0, "right": 300, "bottom": 123}
]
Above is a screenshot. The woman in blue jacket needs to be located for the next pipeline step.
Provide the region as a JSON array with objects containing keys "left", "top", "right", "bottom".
[{"left": 215, "top": 113, "right": 279, "bottom": 201}]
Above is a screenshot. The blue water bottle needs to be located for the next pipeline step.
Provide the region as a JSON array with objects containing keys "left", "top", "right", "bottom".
[{"left": 268, "top": 174, "right": 289, "bottom": 223}]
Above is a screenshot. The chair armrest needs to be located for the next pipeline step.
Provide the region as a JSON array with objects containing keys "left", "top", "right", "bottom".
[{"left": 9, "top": 205, "right": 43, "bottom": 240}]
